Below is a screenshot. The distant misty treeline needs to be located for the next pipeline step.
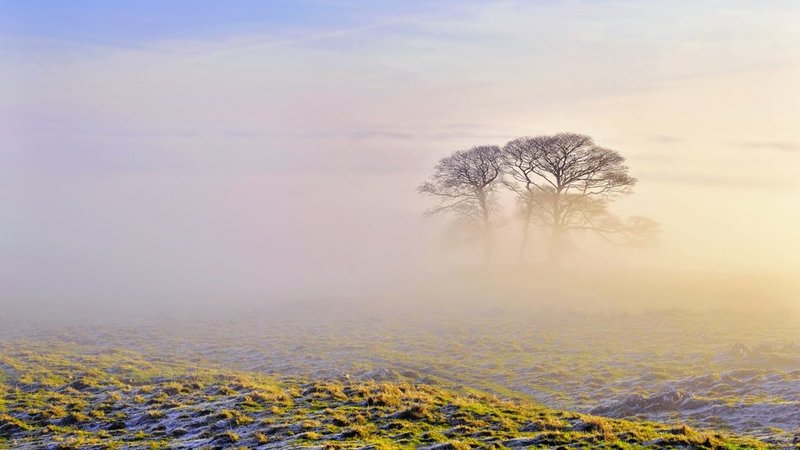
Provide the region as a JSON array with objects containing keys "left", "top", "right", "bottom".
[{"left": 418, "top": 132, "right": 658, "bottom": 264}]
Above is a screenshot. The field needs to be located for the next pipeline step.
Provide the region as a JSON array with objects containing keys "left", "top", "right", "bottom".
[{"left": 1, "top": 299, "right": 797, "bottom": 449}]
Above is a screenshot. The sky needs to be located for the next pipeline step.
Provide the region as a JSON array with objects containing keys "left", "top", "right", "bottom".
[{"left": 1, "top": 1, "right": 799, "bottom": 306}]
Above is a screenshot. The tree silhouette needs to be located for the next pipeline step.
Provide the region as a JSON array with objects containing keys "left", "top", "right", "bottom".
[
  {"left": 418, "top": 145, "right": 504, "bottom": 263},
  {"left": 503, "top": 133, "right": 656, "bottom": 264}
]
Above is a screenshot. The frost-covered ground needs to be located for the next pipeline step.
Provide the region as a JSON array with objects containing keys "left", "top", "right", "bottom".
[
  {"left": 0, "top": 342, "right": 771, "bottom": 449},
  {"left": 2, "top": 304, "right": 798, "bottom": 447}
]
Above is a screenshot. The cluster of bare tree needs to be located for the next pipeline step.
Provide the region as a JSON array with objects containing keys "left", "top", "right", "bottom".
[{"left": 418, "top": 133, "right": 658, "bottom": 265}]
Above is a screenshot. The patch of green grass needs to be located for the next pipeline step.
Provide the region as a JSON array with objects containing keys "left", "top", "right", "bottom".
[{"left": 0, "top": 341, "right": 774, "bottom": 450}]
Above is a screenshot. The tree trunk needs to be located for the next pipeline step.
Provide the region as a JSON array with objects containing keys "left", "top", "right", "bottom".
[
  {"left": 482, "top": 207, "right": 492, "bottom": 266},
  {"left": 478, "top": 190, "right": 492, "bottom": 265},
  {"left": 519, "top": 200, "right": 533, "bottom": 265},
  {"left": 549, "top": 188, "right": 564, "bottom": 268},
  {"left": 549, "top": 226, "right": 563, "bottom": 268}
]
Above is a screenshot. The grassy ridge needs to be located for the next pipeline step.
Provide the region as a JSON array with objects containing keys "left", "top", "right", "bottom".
[{"left": 0, "top": 343, "right": 770, "bottom": 449}]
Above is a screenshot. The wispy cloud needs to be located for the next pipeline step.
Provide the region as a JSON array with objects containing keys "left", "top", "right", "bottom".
[
  {"left": 645, "top": 171, "right": 794, "bottom": 189},
  {"left": 174, "top": 19, "right": 406, "bottom": 64},
  {"left": 736, "top": 141, "right": 800, "bottom": 152},
  {"left": 648, "top": 135, "right": 684, "bottom": 144}
]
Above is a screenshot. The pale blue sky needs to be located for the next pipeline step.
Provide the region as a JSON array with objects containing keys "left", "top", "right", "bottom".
[{"left": 1, "top": 1, "right": 388, "bottom": 44}]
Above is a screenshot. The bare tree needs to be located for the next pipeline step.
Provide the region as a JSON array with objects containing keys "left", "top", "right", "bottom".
[
  {"left": 503, "top": 133, "right": 656, "bottom": 264},
  {"left": 418, "top": 145, "right": 504, "bottom": 263},
  {"left": 503, "top": 136, "right": 549, "bottom": 262}
]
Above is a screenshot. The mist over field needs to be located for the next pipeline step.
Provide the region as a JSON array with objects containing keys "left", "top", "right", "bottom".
[
  {"left": 2, "top": 1, "right": 800, "bottom": 316},
  {"left": 1, "top": 1, "right": 799, "bottom": 449}
]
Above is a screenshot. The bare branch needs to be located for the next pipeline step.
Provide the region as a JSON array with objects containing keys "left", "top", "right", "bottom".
[
  {"left": 503, "top": 132, "right": 657, "bottom": 263},
  {"left": 418, "top": 145, "right": 505, "bottom": 261}
]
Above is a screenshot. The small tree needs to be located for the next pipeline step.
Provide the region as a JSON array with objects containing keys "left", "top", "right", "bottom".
[
  {"left": 418, "top": 145, "right": 504, "bottom": 263},
  {"left": 504, "top": 133, "right": 656, "bottom": 264}
]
